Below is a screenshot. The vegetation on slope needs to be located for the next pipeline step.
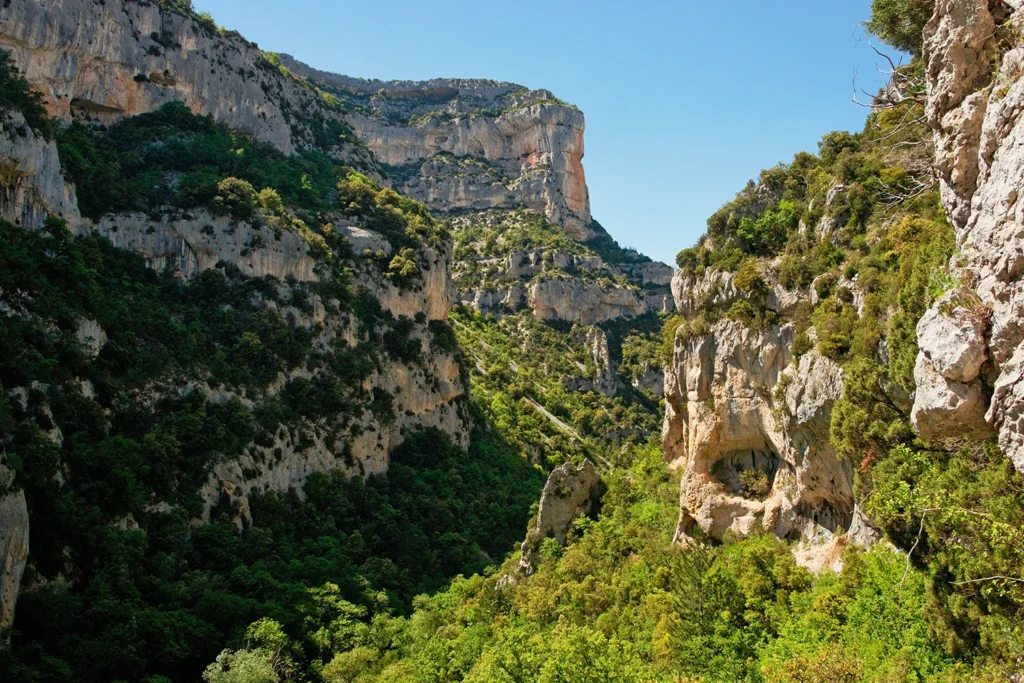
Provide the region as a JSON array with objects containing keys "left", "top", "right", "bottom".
[
  {"left": 56, "top": 100, "right": 447, "bottom": 284},
  {"left": 199, "top": 441, "right": 954, "bottom": 683},
  {"left": 452, "top": 307, "right": 663, "bottom": 468},
  {"left": 0, "top": 215, "right": 545, "bottom": 681},
  {"left": 0, "top": 50, "right": 54, "bottom": 138},
  {"left": 5, "top": 0, "right": 1024, "bottom": 680},
  {"left": 0, "top": 55, "right": 546, "bottom": 682}
]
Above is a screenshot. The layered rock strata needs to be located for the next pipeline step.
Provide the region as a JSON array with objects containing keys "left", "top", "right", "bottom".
[{"left": 0, "top": 0, "right": 369, "bottom": 164}]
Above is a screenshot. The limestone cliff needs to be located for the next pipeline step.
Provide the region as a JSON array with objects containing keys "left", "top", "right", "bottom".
[
  {"left": 280, "top": 56, "right": 591, "bottom": 240},
  {"left": 0, "top": 0, "right": 474, "bottom": 630},
  {"left": 515, "top": 459, "right": 601, "bottom": 576},
  {"left": 912, "top": 0, "right": 1024, "bottom": 472},
  {"left": 0, "top": 110, "right": 77, "bottom": 228},
  {"left": 277, "top": 59, "right": 675, "bottom": 328},
  {"left": 0, "top": 463, "right": 28, "bottom": 636},
  {"left": 663, "top": 271, "right": 873, "bottom": 570},
  {"left": 450, "top": 210, "right": 674, "bottom": 325},
  {"left": 0, "top": 0, "right": 372, "bottom": 166}
]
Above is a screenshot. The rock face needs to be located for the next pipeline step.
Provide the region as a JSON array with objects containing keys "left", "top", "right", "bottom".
[
  {"left": 0, "top": 464, "right": 29, "bottom": 636},
  {"left": 913, "top": 0, "right": 1024, "bottom": 470},
  {"left": 280, "top": 56, "right": 592, "bottom": 240},
  {"left": 664, "top": 320, "right": 858, "bottom": 558},
  {"left": 517, "top": 460, "right": 601, "bottom": 575},
  {"left": 0, "top": 0, "right": 369, "bottom": 164},
  {"left": 279, "top": 65, "right": 676, "bottom": 328},
  {"left": 563, "top": 327, "right": 620, "bottom": 397},
  {"left": 662, "top": 263, "right": 873, "bottom": 568},
  {"left": 912, "top": 290, "right": 994, "bottom": 441},
  {"left": 0, "top": 111, "right": 79, "bottom": 228},
  {"left": 585, "top": 328, "right": 619, "bottom": 398},
  {"left": 529, "top": 277, "right": 646, "bottom": 325},
  {"left": 450, "top": 211, "right": 673, "bottom": 324},
  {"left": 0, "top": 1, "right": 475, "bottom": 629}
]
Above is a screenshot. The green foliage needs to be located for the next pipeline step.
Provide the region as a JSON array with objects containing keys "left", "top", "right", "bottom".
[
  {"left": 0, "top": 49, "right": 54, "bottom": 139},
  {"left": 336, "top": 173, "right": 447, "bottom": 254},
  {"left": 736, "top": 200, "right": 799, "bottom": 255},
  {"left": 453, "top": 308, "right": 662, "bottom": 466},
  {"left": 0, "top": 217, "right": 544, "bottom": 682},
  {"left": 155, "top": 0, "right": 196, "bottom": 16},
  {"left": 203, "top": 649, "right": 279, "bottom": 683},
  {"left": 866, "top": 441, "right": 1024, "bottom": 671},
  {"left": 866, "top": 0, "right": 935, "bottom": 56},
  {"left": 263, "top": 441, "right": 954, "bottom": 682},
  {"left": 56, "top": 102, "right": 340, "bottom": 222},
  {"left": 660, "top": 314, "right": 686, "bottom": 364},
  {"left": 214, "top": 177, "right": 259, "bottom": 221},
  {"left": 451, "top": 210, "right": 641, "bottom": 295},
  {"left": 583, "top": 220, "right": 652, "bottom": 265}
]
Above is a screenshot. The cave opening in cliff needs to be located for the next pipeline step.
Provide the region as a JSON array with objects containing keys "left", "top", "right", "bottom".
[
  {"left": 709, "top": 447, "right": 783, "bottom": 500},
  {"left": 789, "top": 498, "right": 853, "bottom": 538}
]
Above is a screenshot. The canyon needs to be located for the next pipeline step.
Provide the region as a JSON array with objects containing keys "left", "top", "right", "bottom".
[{"left": 1, "top": 0, "right": 1024, "bottom": 679}]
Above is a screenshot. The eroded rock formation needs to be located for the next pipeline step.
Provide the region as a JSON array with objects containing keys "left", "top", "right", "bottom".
[
  {"left": 517, "top": 459, "right": 601, "bottom": 575},
  {"left": 912, "top": 0, "right": 1024, "bottom": 470},
  {"left": 663, "top": 272, "right": 875, "bottom": 569},
  {"left": 0, "top": 463, "right": 29, "bottom": 636},
  {"left": 0, "top": 0, "right": 369, "bottom": 165},
  {"left": 280, "top": 56, "right": 591, "bottom": 240}
]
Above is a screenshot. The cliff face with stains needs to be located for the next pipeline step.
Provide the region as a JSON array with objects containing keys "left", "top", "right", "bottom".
[
  {"left": 280, "top": 57, "right": 677, "bottom": 328},
  {"left": 663, "top": 269, "right": 875, "bottom": 572},
  {"left": 0, "top": 0, "right": 372, "bottom": 165}
]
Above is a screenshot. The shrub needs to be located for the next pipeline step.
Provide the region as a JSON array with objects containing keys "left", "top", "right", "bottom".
[
  {"left": 727, "top": 299, "right": 756, "bottom": 326},
  {"left": 213, "top": 177, "right": 258, "bottom": 221}
]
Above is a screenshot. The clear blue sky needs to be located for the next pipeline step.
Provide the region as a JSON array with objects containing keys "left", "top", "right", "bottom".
[{"left": 193, "top": 0, "right": 890, "bottom": 265}]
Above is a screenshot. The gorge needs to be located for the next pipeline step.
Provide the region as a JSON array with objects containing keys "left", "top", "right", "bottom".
[{"left": 2, "top": 0, "right": 1024, "bottom": 681}]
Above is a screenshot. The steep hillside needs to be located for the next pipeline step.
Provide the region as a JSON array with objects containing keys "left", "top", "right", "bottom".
[
  {"left": 0, "top": 1, "right": 551, "bottom": 679},
  {"left": 204, "top": 2, "right": 1024, "bottom": 682},
  {"left": 285, "top": 59, "right": 679, "bottom": 466},
  {"left": 0, "top": 1, "right": 675, "bottom": 680}
]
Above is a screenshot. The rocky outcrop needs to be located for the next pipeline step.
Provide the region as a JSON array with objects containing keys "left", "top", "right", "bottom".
[
  {"left": 586, "top": 328, "right": 618, "bottom": 398},
  {"left": 912, "top": 290, "right": 994, "bottom": 440},
  {"left": 621, "top": 261, "right": 675, "bottom": 287},
  {"left": 0, "top": 111, "right": 78, "bottom": 228},
  {"left": 0, "top": 464, "right": 29, "bottom": 636},
  {"left": 564, "top": 327, "right": 619, "bottom": 397},
  {"left": 92, "top": 212, "right": 320, "bottom": 281},
  {"left": 517, "top": 459, "right": 601, "bottom": 575},
  {"left": 663, "top": 316, "right": 867, "bottom": 570},
  {"left": 529, "top": 278, "right": 645, "bottom": 325},
  {"left": 631, "top": 364, "right": 665, "bottom": 397},
  {"left": 913, "top": 0, "right": 1024, "bottom": 470},
  {"left": 0, "top": 0, "right": 368, "bottom": 163},
  {"left": 280, "top": 56, "right": 592, "bottom": 239}
]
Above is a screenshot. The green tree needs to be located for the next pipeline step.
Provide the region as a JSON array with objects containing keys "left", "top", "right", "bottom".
[{"left": 865, "top": 0, "right": 934, "bottom": 56}]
